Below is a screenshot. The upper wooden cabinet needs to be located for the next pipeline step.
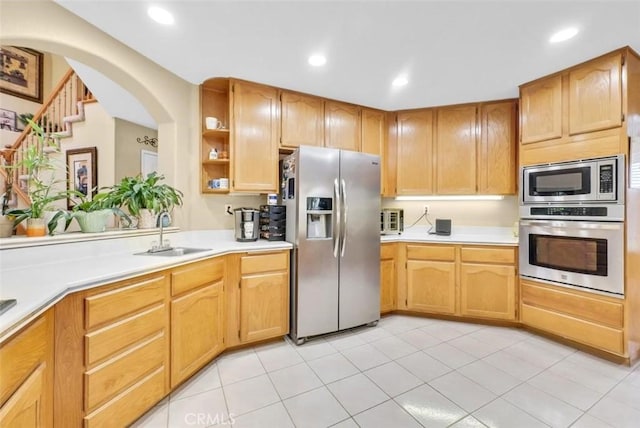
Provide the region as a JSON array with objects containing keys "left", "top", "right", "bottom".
[
  {"left": 568, "top": 53, "right": 622, "bottom": 135},
  {"left": 478, "top": 101, "right": 517, "bottom": 194},
  {"left": 200, "top": 79, "right": 231, "bottom": 194},
  {"left": 232, "top": 80, "right": 279, "bottom": 192},
  {"left": 325, "top": 101, "right": 361, "bottom": 152},
  {"left": 362, "top": 108, "right": 387, "bottom": 195},
  {"left": 280, "top": 90, "right": 324, "bottom": 149},
  {"left": 519, "top": 48, "right": 637, "bottom": 166},
  {"left": 435, "top": 105, "right": 477, "bottom": 194},
  {"left": 520, "top": 75, "right": 562, "bottom": 144},
  {"left": 396, "top": 109, "right": 434, "bottom": 195}
]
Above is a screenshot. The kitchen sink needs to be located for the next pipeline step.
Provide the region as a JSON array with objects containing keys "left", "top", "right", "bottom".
[
  {"left": 134, "top": 247, "right": 211, "bottom": 257},
  {"left": 0, "top": 299, "right": 17, "bottom": 316}
]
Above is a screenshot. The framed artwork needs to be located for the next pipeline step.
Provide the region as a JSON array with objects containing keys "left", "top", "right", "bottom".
[
  {"left": 0, "top": 108, "right": 17, "bottom": 131},
  {"left": 0, "top": 46, "right": 43, "bottom": 103},
  {"left": 140, "top": 149, "right": 158, "bottom": 178},
  {"left": 67, "top": 147, "right": 97, "bottom": 209}
]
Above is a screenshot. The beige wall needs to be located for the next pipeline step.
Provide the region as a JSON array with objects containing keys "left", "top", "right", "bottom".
[
  {"left": 114, "top": 118, "right": 157, "bottom": 181},
  {"left": 382, "top": 197, "right": 519, "bottom": 228}
]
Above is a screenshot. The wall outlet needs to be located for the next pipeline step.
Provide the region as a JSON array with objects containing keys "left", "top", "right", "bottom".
[
  {"left": 224, "top": 204, "right": 233, "bottom": 216},
  {"left": 423, "top": 205, "right": 429, "bottom": 215}
]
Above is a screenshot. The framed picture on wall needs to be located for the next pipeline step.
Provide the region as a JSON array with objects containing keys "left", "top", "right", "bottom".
[
  {"left": 0, "top": 108, "right": 17, "bottom": 131},
  {"left": 67, "top": 147, "right": 97, "bottom": 209},
  {"left": 0, "top": 46, "right": 43, "bottom": 103}
]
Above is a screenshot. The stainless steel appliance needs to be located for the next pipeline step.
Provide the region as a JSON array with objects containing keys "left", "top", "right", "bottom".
[
  {"left": 234, "top": 208, "right": 259, "bottom": 242},
  {"left": 380, "top": 208, "right": 403, "bottom": 235},
  {"left": 283, "top": 146, "right": 380, "bottom": 344},
  {"left": 519, "top": 219, "right": 624, "bottom": 296},
  {"left": 520, "top": 155, "right": 624, "bottom": 221}
]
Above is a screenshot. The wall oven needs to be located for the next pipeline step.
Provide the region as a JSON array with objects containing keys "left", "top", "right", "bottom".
[
  {"left": 519, "top": 220, "right": 624, "bottom": 296},
  {"left": 520, "top": 155, "right": 624, "bottom": 221}
]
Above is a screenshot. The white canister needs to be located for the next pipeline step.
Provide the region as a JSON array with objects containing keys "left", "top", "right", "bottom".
[
  {"left": 267, "top": 193, "right": 278, "bottom": 205},
  {"left": 219, "top": 178, "right": 229, "bottom": 189}
]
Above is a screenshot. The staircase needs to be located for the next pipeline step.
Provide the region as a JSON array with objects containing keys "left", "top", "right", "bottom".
[{"left": 1, "top": 68, "right": 94, "bottom": 211}]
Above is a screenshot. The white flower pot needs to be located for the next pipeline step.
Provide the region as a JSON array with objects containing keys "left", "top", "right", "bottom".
[{"left": 137, "top": 209, "right": 158, "bottom": 229}]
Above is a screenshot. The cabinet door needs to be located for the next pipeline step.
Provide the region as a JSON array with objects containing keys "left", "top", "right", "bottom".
[
  {"left": 325, "top": 101, "right": 361, "bottom": 151},
  {"left": 0, "top": 364, "right": 47, "bottom": 427},
  {"left": 380, "top": 258, "right": 396, "bottom": 313},
  {"left": 280, "top": 91, "right": 324, "bottom": 148},
  {"left": 240, "top": 271, "right": 289, "bottom": 343},
  {"left": 520, "top": 75, "right": 562, "bottom": 144},
  {"left": 406, "top": 260, "right": 456, "bottom": 315},
  {"left": 232, "top": 81, "right": 279, "bottom": 192},
  {"left": 478, "top": 101, "right": 517, "bottom": 194},
  {"left": 362, "top": 108, "right": 387, "bottom": 195},
  {"left": 396, "top": 110, "right": 434, "bottom": 194},
  {"left": 435, "top": 106, "right": 477, "bottom": 194},
  {"left": 460, "top": 263, "right": 515, "bottom": 320},
  {"left": 569, "top": 53, "right": 622, "bottom": 135},
  {"left": 171, "top": 281, "right": 224, "bottom": 387}
]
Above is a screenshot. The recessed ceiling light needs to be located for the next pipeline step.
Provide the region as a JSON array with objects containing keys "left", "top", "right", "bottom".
[
  {"left": 308, "top": 54, "right": 327, "bottom": 67},
  {"left": 392, "top": 75, "right": 408, "bottom": 87},
  {"left": 148, "top": 6, "right": 174, "bottom": 25},
  {"left": 549, "top": 27, "right": 578, "bottom": 43}
]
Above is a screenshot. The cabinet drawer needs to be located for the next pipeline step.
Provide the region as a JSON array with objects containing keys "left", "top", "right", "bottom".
[
  {"left": 521, "top": 281, "right": 623, "bottom": 328},
  {"left": 241, "top": 251, "right": 288, "bottom": 274},
  {"left": 406, "top": 245, "right": 455, "bottom": 261},
  {"left": 85, "top": 275, "right": 167, "bottom": 330},
  {"left": 85, "top": 304, "right": 166, "bottom": 367},
  {"left": 85, "top": 332, "right": 165, "bottom": 412},
  {"left": 381, "top": 244, "right": 395, "bottom": 260},
  {"left": 171, "top": 257, "right": 224, "bottom": 296},
  {"left": 521, "top": 305, "right": 624, "bottom": 355},
  {"left": 461, "top": 247, "right": 515, "bottom": 264},
  {"left": 84, "top": 366, "right": 165, "bottom": 428}
]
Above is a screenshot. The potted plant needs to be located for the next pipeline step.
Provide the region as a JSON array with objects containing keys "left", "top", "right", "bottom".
[
  {"left": 67, "top": 191, "right": 131, "bottom": 233},
  {"left": 108, "top": 172, "right": 183, "bottom": 229},
  {"left": 3, "top": 120, "right": 68, "bottom": 236}
]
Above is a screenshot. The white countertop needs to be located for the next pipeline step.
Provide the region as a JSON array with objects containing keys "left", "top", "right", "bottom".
[
  {"left": 0, "top": 229, "right": 292, "bottom": 342},
  {"left": 0, "top": 225, "right": 516, "bottom": 342},
  {"left": 381, "top": 225, "right": 518, "bottom": 245}
]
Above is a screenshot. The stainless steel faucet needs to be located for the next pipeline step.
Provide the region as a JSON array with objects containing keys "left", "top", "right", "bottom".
[{"left": 149, "top": 211, "right": 172, "bottom": 253}]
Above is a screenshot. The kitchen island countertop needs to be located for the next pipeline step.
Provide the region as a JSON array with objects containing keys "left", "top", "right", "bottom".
[{"left": 0, "top": 229, "right": 292, "bottom": 342}]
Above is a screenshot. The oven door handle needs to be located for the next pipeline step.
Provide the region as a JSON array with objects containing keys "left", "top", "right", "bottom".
[{"left": 519, "top": 219, "right": 623, "bottom": 230}]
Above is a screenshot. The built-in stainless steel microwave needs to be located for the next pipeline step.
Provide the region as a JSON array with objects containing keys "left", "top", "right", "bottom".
[{"left": 520, "top": 155, "right": 625, "bottom": 221}]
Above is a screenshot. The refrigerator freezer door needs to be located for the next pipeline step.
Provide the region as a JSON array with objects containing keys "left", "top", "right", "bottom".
[
  {"left": 338, "top": 150, "right": 381, "bottom": 330},
  {"left": 295, "top": 146, "right": 341, "bottom": 338}
]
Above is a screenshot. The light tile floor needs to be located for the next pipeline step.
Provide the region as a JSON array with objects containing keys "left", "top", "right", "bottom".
[{"left": 132, "top": 314, "right": 640, "bottom": 428}]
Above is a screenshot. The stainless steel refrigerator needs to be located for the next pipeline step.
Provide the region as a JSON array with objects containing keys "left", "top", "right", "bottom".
[{"left": 283, "top": 146, "right": 380, "bottom": 344}]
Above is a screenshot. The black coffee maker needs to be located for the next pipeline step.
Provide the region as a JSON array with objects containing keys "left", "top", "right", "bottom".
[{"left": 234, "top": 208, "right": 259, "bottom": 241}]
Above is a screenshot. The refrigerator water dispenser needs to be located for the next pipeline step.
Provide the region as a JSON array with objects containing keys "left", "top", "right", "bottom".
[{"left": 306, "top": 197, "right": 332, "bottom": 239}]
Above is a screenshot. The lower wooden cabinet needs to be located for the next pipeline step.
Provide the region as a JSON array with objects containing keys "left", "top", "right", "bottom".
[
  {"left": 9, "top": 249, "right": 290, "bottom": 427},
  {"left": 0, "top": 309, "right": 54, "bottom": 428},
  {"left": 460, "top": 246, "right": 517, "bottom": 320},
  {"left": 521, "top": 279, "right": 625, "bottom": 355},
  {"left": 170, "top": 257, "right": 225, "bottom": 388},
  {"left": 401, "top": 243, "right": 517, "bottom": 321},
  {"left": 380, "top": 244, "right": 397, "bottom": 313},
  {"left": 239, "top": 251, "right": 289, "bottom": 343},
  {"left": 407, "top": 260, "right": 457, "bottom": 315}
]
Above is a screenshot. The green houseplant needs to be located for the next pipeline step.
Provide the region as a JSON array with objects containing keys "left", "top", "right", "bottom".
[
  {"left": 108, "top": 172, "right": 183, "bottom": 229},
  {"left": 67, "top": 191, "right": 131, "bottom": 233},
  {"left": 4, "top": 119, "right": 69, "bottom": 236}
]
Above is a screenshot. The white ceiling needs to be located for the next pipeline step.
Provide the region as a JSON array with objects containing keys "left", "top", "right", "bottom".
[{"left": 55, "top": 0, "right": 640, "bottom": 116}]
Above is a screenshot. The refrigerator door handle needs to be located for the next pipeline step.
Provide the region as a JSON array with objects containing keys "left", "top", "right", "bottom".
[
  {"left": 333, "top": 178, "right": 340, "bottom": 258},
  {"left": 340, "top": 178, "right": 347, "bottom": 257}
]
